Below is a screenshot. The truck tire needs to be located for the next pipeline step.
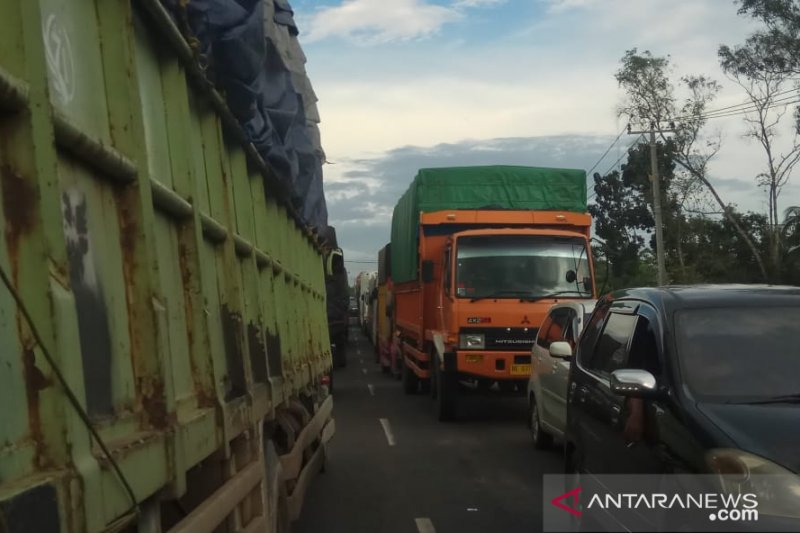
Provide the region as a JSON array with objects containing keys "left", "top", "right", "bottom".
[
  {"left": 334, "top": 334, "right": 347, "bottom": 368},
  {"left": 420, "top": 377, "right": 431, "bottom": 394},
  {"left": 434, "top": 361, "right": 456, "bottom": 421},
  {"left": 402, "top": 361, "right": 418, "bottom": 394}
]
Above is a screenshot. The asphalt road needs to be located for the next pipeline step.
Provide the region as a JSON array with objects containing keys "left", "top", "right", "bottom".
[{"left": 295, "top": 328, "right": 563, "bottom": 533}]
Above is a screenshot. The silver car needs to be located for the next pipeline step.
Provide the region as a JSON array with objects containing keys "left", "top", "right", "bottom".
[{"left": 527, "top": 300, "right": 596, "bottom": 448}]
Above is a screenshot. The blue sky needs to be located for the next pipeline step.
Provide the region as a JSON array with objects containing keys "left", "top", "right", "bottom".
[{"left": 289, "top": 0, "right": 800, "bottom": 279}]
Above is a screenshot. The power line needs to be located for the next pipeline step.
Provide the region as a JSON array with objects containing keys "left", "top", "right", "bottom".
[
  {"left": 586, "top": 124, "right": 629, "bottom": 176},
  {"left": 664, "top": 87, "right": 800, "bottom": 124},
  {"left": 587, "top": 134, "right": 647, "bottom": 201},
  {"left": 700, "top": 98, "right": 800, "bottom": 121},
  {"left": 604, "top": 134, "right": 646, "bottom": 175}
]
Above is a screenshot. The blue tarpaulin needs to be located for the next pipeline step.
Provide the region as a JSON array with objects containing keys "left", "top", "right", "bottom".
[{"left": 166, "top": 0, "right": 328, "bottom": 230}]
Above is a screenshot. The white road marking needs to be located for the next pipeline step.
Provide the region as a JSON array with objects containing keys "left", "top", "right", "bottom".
[
  {"left": 379, "top": 418, "right": 396, "bottom": 446},
  {"left": 415, "top": 518, "right": 436, "bottom": 533},
  {"left": 368, "top": 384, "right": 375, "bottom": 396},
  {"left": 362, "top": 368, "right": 368, "bottom": 375}
]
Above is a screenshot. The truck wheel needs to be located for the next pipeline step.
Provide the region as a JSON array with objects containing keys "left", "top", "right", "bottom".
[
  {"left": 334, "top": 335, "right": 347, "bottom": 368},
  {"left": 402, "top": 361, "right": 418, "bottom": 394},
  {"left": 435, "top": 362, "right": 456, "bottom": 422},
  {"left": 335, "top": 348, "right": 347, "bottom": 368},
  {"left": 420, "top": 378, "right": 431, "bottom": 394}
]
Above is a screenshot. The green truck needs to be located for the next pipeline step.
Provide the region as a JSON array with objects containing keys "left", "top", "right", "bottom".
[{"left": 0, "top": 1, "right": 334, "bottom": 531}]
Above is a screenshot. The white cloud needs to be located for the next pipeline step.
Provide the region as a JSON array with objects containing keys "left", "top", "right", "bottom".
[
  {"left": 453, "top": 0, "right": 507, "bottom": 7},
  {"left": 302, "top": 0, "right": 800, "bottom": 246},
  {"left": 302, "top": 0, "right": 507, "bottom": 44},
  {"left": 303, "top": 0, "right": 461, "bottom": 44},
  {"left": 545, "top": 0, "right": 599, "bottom": 13}
]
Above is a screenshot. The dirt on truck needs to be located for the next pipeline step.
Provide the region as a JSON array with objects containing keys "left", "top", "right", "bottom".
[
  {"left": 0, "top": 1, "right": 334, "bottom": 531},
  {"left": 390, "top": 165, "right": 597, "bottom": 421}
]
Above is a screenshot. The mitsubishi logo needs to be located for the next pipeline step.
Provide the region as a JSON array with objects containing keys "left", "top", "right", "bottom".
[{"left": 521, "top": 315, "right": 531, "bottom": 325}]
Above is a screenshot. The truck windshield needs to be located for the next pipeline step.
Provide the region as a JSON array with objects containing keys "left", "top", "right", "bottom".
[{"left": 455, "top": 235, "right": 592, "bottom": 299}]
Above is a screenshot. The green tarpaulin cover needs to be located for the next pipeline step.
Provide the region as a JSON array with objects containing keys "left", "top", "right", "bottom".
[{"left": 390, "top": 165, "right": 588, "bottom": 283}]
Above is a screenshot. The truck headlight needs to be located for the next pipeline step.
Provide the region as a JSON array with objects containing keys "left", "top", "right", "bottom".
[
  {"left": 459, "top": 334, "right": 485, "bottom": 350},
  {"left": 707, "top": 449, "right": 800, "bottom": 519}
]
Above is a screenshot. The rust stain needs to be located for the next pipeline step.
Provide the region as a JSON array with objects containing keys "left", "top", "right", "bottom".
[
  {"left": 118, "top": 199, "right": 139, "bottom": 354},
  {"left": 139, "top": 377, "right": 170, "bottom": 430},
  {"left": 221, "top": 304, "right": 246, "bottom": 400},
  {"left": 247, "top": 322, "right": 267, "bottom": 383},
  {"left": 178, "top": 240, "right": 196, "bottom": 362},
  {"left": 265, "top": 330, "right": 283, "bottom": 379},
  {"left": 178, "top": 239, "right": 215, "bottom": 409},
  {"left": 22, "top": 345, "right": 54, "bottom": 470},
  {"left": 118, "top": 201, "right": 138, "bottom": 260},
  {"left": 1, "top": 164, "right": 38, "bottom": 279}
]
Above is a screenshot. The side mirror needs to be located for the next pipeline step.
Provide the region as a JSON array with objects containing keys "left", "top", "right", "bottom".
[
  {"left": 325, "top": 249, "right": 343, "bottom": 277},
  {"left": 582, "top": 277, "right": 592, "bottom": 292},
  {"left": 565, "top": 270, "right": 577, "bottom": 283},
  {"left": 549, "top": 341, "right": 572, "bottom": 359},
  {"left": 610, "top": 369, "right": 658, "bottom": 398},
  {"left": 421, "top": 260, "right": 434, "bottom": 283}
]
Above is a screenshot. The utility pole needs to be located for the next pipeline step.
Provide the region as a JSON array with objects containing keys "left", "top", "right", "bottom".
[{"left": 628, "top": 122, "right": 674, "bottom": 286}]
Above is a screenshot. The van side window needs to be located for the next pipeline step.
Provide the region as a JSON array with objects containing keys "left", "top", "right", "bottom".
[
  {"left": 563, "top": 314, "right": 577, "bottom": 350},
  {"left": 541, "top": 308, "right": 572, "bottom": 348},
  {"left": 577, "top": 301, "right": 610, "bottom": 366},
  {"left": 627, "top": 316, "right": 661, "bottom": 376},
  {"left": 585, "top": 313, "right": 637, "bottom": 377},
  {"left": 536, "top": 316, "right": 554, "bottom": 348}
]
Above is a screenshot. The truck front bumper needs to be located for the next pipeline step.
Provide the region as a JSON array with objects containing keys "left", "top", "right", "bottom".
[{"left": 451, "top": 350, "right": 532, "bottom": 380}]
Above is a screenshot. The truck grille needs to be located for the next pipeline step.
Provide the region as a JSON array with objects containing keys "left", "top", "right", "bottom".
[{"left": 460, "top": 327, "right": 538, "bottom": 351}]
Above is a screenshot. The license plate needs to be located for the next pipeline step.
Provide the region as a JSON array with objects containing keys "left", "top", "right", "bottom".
[{"left": 510, "top": 364, "right": 531, "bottom": 376}]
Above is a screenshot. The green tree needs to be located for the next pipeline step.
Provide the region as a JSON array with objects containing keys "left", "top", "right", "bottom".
[
  {"left": 780, "top": 205, "right": 800, "bottom": 283},
  {"left": 720, "top": 1, "right": 800, "bottom": 282},
  {"left": 734, "top": 1, "right": 800, "bottom": 76},
  {"left": 590, "top": 139, "right": 682, "bottom": 286},
  {"left": 591, "top": 130, "right": 772, "bottom": 286},
  {"left": 615, "top": 49, "right": 770, "bottom": 280}
]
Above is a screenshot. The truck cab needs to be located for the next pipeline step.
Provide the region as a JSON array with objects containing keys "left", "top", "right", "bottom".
[{"left": 438, "top": 227, "right": 593, "bottom": 369}]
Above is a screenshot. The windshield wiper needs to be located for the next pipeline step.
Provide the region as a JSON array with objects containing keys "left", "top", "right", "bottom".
[
  {"left": 729, "top": 394, "right": 800, "bottom": 405},
  {"left": 520, "top": 290, "right": 592, "bottom": 303},
  {"left": 470, "top": 290, "right": 534, "bottom": 303}
]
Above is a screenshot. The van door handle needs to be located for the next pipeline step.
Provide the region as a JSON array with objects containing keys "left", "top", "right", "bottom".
[
  {"left": 611, "top": 405, "right": 621, "bottom": 426},
  {"left": 575, "top": 385, "right": 587, "bottom": 403}
]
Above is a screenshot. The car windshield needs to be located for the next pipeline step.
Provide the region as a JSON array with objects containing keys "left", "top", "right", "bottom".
[
  {"left": 455, "top": 235, "right": 592, "bottom": 299},
  {"left": 675, "top": 307, "right": 800, "bottom": 402}
]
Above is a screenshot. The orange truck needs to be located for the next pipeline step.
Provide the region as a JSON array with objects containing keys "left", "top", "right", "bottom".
[
  {"left": 391, "top": 166, "right": 596, "bottom": 420},
  {"left": 376, "top": 244, "right": 403, "bottom": 375}
]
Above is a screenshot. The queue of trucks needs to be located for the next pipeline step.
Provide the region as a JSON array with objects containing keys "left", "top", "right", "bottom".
[{"left": 357, "top": 165, "right": 596, "bottom": 420}]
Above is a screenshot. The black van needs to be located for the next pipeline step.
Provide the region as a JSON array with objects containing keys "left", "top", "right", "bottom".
[{"left": 564, "top": 286, "right": 800, "bottom": 527}]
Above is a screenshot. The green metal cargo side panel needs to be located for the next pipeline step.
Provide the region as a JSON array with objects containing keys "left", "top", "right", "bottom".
[
  {"left": 391, "top": 165, "right": 588, "bottom": 283},
  {"left": 0, "top": 1, "right": 332, "bottom": 531}
]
